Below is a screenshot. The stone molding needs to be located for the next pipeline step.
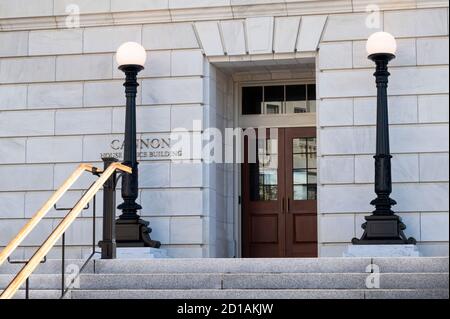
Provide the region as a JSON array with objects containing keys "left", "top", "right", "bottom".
[{"left": 0, "top": 0, "right": 448, "bottom": 31}]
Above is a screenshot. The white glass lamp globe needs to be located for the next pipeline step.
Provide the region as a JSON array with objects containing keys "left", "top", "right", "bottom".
[
  {"left": 116, "top": 42, "right": 147, "bottom": 67},
  {"left": 366, "top": 32, "right": 397, "bottom": 57}
]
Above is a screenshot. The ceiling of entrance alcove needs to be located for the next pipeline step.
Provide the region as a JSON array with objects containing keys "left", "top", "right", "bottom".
[{"left": 211, "top": 57, "right": 316, "bottom": 78}]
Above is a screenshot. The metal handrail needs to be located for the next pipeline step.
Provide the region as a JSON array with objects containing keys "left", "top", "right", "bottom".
[
  {"left": 0, "top": 162, "right": 131, "bottom": 300},
  {"left": 0, "top": 164, "right": 95, "bottom": 267},
  {"left": 52, "top": 185, "right": 98, "bottom": 300}
]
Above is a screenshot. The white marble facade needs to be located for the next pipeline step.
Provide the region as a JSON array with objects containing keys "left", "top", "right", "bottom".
[{"left": 0, "top": 0, "right": 448, "bottom": 258}]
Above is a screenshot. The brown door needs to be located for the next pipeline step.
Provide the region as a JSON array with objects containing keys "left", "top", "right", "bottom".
[
  {"left": 242, "top": 127, "right": 317, "bottom": 258},
  {"left": 285, "top": 127, "right": 318, "bottom": 257},
  {"left": 242, "top": 128, "right": 285, "bottom": 257}
]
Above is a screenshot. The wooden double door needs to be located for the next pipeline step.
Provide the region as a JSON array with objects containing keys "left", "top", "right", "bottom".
[{"left": 242, "top": 127, "right": 318, "bottom": 258}]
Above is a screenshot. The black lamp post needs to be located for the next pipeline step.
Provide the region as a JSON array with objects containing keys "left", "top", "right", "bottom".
[
  {"left": 353, "top": 32, "right": 416, "bottom": 245},
  {"left": 115, "top": 42, "right": 160, "bottom": 248}
]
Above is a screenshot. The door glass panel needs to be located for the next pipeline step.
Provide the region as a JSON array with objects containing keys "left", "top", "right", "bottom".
[
  {"left": 308, "top": 155, "right": 317, "bottom": 169},
  {"left": 266, "top": 138, "right": 278, "bottom": 154},
  {"left": 249, "top": 138, "right": 278, "bottom": 201},
  {"left": 293, "top": 154, "right": 307, "bottom": 169},
  {"left": 307, "top": 185, "right": 317, "bottom": 200},
  {"left": 307, "top": 169, "right": 317, "bottom": 184},
  {"left": 260, "top": 169, "right": 277, "bottom": 185},
  {"left": 308, "top": 138, "right": 317, "bottom": 152},
  {"left": 293, "top": 139, "right": 307, "bottom": 153},
  {"left": 293, "top": 169, "right": 307, "bottom": 184},
  {"left": 294, "top": 185, "right": 307, "bottom": 200},
  {"left": 293, "top": 137, "right": 317, "bottom": 200},
  {"left": 258, "top": 154, "right": 278, "bottom": 169}
]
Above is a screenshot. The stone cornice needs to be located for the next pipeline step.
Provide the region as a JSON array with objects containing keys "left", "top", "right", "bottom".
[{"left": 0, "top": 0, "right": 448, "bottom": 31}]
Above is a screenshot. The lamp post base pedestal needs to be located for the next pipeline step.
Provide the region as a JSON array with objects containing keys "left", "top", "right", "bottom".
[
  {"left": 344, "top": 244, "right": 420, "bottom": 257},
  {"left": 116, "top": 219, "right": 161, "bottom": 248},
  {"left": 352, "top": 215, "right": 417, "bottom": 245},
  {"left": 117, "top": 247, "right": 169, "bottom": 259}
]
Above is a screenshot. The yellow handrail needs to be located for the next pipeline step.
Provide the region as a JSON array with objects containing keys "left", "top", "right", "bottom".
[
  {"left": 0, "top": 164, "right": 95, "bottom": 267},
  {"left": 0, "top": 162, "right": 131, "bottom": 299}
]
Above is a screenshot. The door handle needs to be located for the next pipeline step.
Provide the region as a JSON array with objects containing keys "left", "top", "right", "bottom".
[{"left": 287, "top": 197, "right": 291, "bottom": 213}]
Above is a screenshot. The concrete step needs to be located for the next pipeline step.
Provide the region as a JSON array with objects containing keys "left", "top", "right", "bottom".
[
  {"left": 0, "top": 259, "right": 94, "bottom": 274},
  {"left": 1, "top": 257, "right": 447, "bottom": 275},
  {"left": 12, "top": 290, "right": 69, "bottom": 299},
  {"left": 372, "top": 257, "right": 449, "bottom": 273},
  {"left": 364, "top": 289, "right": 449, "bottom": 299},
  {"left": 0, "top": 274, "right": 63, "bottom": 290},
  {"left": 93, "top": 258, "right": 373, "bottom": 274},
  {"left": 3, "top": 272, "right": 447, "bottom": 290},
  {"left": 76, "top": 273, "right": 449, "bottom": 290},
  {"left": 93, "top": 257, "right": 449, "bottom": 274},
  {"left": 2, "top": 257, "right": 448, "bottom": 300},
  {"left": 222, "top": 273, "right": 449, "bottom": 290},
  {"left": 70, "top": 289, "right": 449, "bottom": 300}
]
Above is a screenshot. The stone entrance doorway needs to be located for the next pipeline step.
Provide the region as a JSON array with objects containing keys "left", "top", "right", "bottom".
[{"left": 242, "top": 127, "right": 318, "bottom": 257}]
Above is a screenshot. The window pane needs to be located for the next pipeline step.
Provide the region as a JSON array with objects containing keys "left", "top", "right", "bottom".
[
  {"left": 285, "top": 101, "right": 308, "bottom": 114},
  {"left": 308, "top": 138, "right": 317, "bottom": 152},
  {"left": 250, "top": 138, "right": 278, "bottom": 201},
  {"left": 266, "top": 139, "right": 278, "bottom": 154},
  {"left": 294, "top": 185, "right": 308, "bottom": 200},
  {"left": 294, "top": 154, "right": 307, "bottom": 169},
  {"left": 308, "top": 100, "right": 317, "bottom": 113},
  {"left": 293, "top": 138, "right": 307, "bottom": 153},
  {"left": 261, "top": 169, "right": 278, "bottom": 185},
  {"left": 307, "top": 154, "right": 317, "bottom": 169},
  {"left": 307, "top": 169, "right": 317, "bottom": 184},
  {"left": 260, "top": 186, "right": 278, "bottom": 201},
  {"left": 259, "top": 154, "right": 278, "bottom": 169},
  {"left": 294, "top": 169, "right": 307, "bottom": 184},
  {"left": 307, "top": 185, "right": 317, "bottom": 200},
  {"left": 242, "top": 86, "right": 263, "bottom": 115},
  {"left": 307, "top": 84, "right": 316, "bottom": 100},
  {"left": 286, "top": 85, "right": 306, "bottom": 101},
  {"left": 264, "top": 86, "right": 284, "bottom": 102},
  {"left": 263, "top": 102, "right": 282, "bottom": 114},
  {"left": 243, "top": 84, "right": 316, "bottom": 115}
]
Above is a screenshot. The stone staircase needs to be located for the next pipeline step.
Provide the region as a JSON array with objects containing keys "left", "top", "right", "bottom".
[{"left": 0, "top": 257, "right": 448, "bottom": 299}]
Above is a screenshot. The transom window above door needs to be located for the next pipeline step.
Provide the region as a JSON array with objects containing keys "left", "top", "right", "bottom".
[{"left": 242, "top": 84, "right": 316, "bottom": 115}]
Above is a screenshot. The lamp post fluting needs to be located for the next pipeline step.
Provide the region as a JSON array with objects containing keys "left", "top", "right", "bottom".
[
  {"left": 115, "top": 42, "right": 161, "bottom": 248},
  {"left": 353, "top": 32, "right": 416, "bottom": 245}
]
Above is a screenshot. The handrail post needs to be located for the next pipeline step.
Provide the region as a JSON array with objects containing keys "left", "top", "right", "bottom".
[{"left": 99, "top": 158, "right": 118, "bottom": 259}]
